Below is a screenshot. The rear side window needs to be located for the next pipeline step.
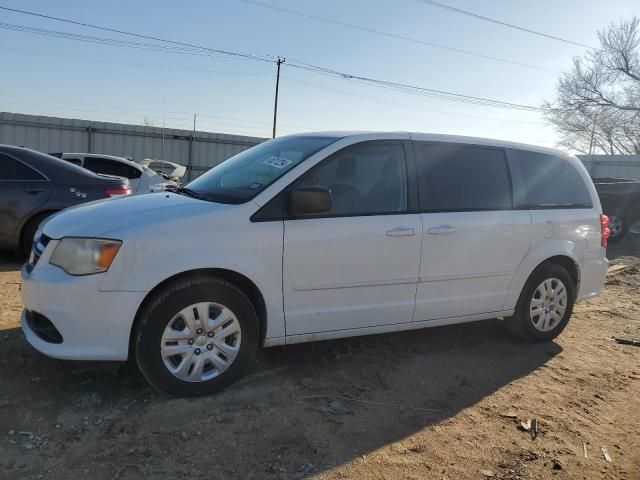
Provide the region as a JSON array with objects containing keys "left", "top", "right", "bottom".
[
  {"left": 0, "top": 154, "right": 46, "bottom": 180},
  {"left": 0, "top": 153, "right": 15, "bottom": 179},
  {"left": 14, "top": 160, "right": 46, "bottom": 180},
  {"left": 63, "top": 157, "right": 83, "bottom": 166},
  {"left": 509, "top": 150, "right": 592, "bottom": 208},
  {"left": 415, "top": 143, "right": 512, "bottom": 211}
]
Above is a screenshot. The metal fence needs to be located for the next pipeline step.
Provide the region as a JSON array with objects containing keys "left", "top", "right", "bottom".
[
  {"left": 0, "top": 112, "right": 267, "bottom": 180},
  {"left": 3, "top": 112, "right": 640, "bottom": 181},
  {"left": 577, "top": 154, "right": 640, "bottom": 180}
]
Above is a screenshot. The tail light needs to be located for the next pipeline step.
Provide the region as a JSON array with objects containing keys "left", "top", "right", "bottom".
[
  {"left": 104, "top": 186, "right": 132, "bottom": 198},
  {"left": 600, "top": 214, "right": 610, "bottom": 248}
]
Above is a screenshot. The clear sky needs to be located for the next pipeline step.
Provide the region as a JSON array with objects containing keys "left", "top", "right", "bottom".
[{"left": 1, "top": 0, "right": 639, "bottom": 147}]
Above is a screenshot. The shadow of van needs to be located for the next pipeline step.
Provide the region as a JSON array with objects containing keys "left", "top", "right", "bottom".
[{"left": 0, "top": 317, "right": 560, "bottom": 478}]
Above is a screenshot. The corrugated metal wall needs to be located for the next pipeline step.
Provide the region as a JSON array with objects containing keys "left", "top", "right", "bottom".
[
  {"left": 0, "top": 112, "right": 267, "bottom": 180},
  {"left": 577, "top": 155, "right": 640, "bottom": 179},
  {"left": 4, "top": 112, "right": 639, "bottom": 181}
]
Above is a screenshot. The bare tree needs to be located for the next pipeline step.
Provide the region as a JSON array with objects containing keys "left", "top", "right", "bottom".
[
  {"left": 545, "top": 17, "right": 640, "bottom": 154},
  {"left": 143, "top": 117, "right": 156, "bottom": 127}
]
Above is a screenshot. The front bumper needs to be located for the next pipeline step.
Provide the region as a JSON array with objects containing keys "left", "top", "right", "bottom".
[{"left": 21, "top": 246, "right": 146, "bottom": 361}]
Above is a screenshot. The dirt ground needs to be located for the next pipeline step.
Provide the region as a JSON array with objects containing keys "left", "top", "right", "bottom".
[{"left": 1, "top": 238, "right": 639, "bottom": 480}]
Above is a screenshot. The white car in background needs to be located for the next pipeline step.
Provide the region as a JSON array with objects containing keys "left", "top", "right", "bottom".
[
  {"left": 141, "top": 159, "right": 187, "bottom": 181},
  {"left": 51, "top": 153, "right": 184, "bottom": 193}
]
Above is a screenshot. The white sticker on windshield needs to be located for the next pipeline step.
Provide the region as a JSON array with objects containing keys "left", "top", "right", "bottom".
[{"left": 263, "top": 156, "right": 293, "bottom": 169}]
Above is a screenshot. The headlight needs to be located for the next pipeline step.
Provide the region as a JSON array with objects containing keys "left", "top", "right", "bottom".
[{"left": 50, "top": 238, "right": 122, "bottom": 275}]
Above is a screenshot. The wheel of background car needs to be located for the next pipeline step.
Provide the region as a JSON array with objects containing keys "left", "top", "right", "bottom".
[
  {"left": 20, "top": 212, "right": 54, "bottom": 257},
  {"left": 134, "top": 275, "right": 259, "bottom": 397},
  {"left": 606, "top": 215, "right": 628, "bottom": 242},
  {"left": 504, "top": 262, "right": 576, "bottom": 342}
]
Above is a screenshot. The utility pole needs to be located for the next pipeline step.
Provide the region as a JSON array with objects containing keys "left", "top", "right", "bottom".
[
  {"left": 188, "top": 113, "right": 197, "bottom": 182},
  {"left": 272, "top": 57, "right": 285, "bottom": 138},
  {"left": 588, "top": 112, "right": 598, "bottom": 155},
  {"left": 161, "top": 97, "right": 166, "bottom": 159}
]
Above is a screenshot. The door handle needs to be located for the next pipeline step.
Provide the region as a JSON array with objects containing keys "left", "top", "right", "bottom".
[
  {"left": 428, "top": 225, "right": 456, "bottom": 235},
  {"left": 24, "top": 188, "right": 46, "bottom": 194},
  {"left": 386, "top": 227, "right": 416, "bottom": 237}
]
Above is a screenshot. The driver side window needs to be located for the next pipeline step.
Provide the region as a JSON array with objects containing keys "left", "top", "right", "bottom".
[{"left": 294, "top": 142, "right": 408, "bottom": 216}]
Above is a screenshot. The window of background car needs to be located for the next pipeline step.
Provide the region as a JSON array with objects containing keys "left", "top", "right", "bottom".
[
  {"left": 123, "top": 164, "right": 142, "bottom": 179},
  {"left": 84, "top": 158, "right": 142, "bottom": 179},
  {"left": 186, "top": 135, "right": 340, "bottom": 204},
  {"left": 293, "top": 142, "right": 407, "bottom": 216},
  {"left": 146, "top": 162, "right": 172, "bottom": 176},
  {"left": 509, "top": 150, "right": 592, "bottom": 208},
  {"left": 63, "top": 157, "right": 83, "bottom": 166},
  {"left": 0, "top": 153, "right": 16, "bottom": 180},
  {"left": 415, "top": 143, "right": 512, "bottom": 211}
]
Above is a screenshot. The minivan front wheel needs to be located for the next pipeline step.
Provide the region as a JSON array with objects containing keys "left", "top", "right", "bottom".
[
  {"left": 505, "top": 263, "right": 576, "bottom": 342},
  {"left": 134, "top": 275, "right": 259, "bottom": 396}
]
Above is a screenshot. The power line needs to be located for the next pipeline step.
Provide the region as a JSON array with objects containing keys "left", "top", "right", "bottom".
[
  {"left": 0, "top": 92, "right": 193, "bottom": 120},
  {"left": 282, "top": 75, "right": 546, "bottom": 125},
  {"left": 2, "top": 103, "right": 274, "bottom": 136},
  {"left": 0, "top": 45, "right": 274, "bottom": 77},
  {"left": 287, "top": 60, "right": 543, "bottom": 111},
  {"left": 0, "top": 5, "right": 276, "bottom": 62},
  {"left": 238, "top": 0, "right": 557, "bottom": 73},
  {"left": 0, "top": 6, "right": 548, "bottom": 112},
  {"left": 414, "top": 0, "right": 594, "bottom": 49},
  {"left": 0, "top": 23, "right": 243, "bottom": 59},
  {"left": 0, "top": 92, "right": 319, "bottom": 131},
  {"left": 6, "top": 42, "right": 539, "bottom": 125}
]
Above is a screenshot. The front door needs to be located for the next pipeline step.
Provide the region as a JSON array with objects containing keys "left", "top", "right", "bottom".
[{"left": 283, "top": 141, "right": 422, "bottom": 336}]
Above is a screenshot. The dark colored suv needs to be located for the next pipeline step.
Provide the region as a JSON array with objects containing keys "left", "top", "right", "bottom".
[
  {"left": 593, "top": 177, "right": 640, "bottom": 241},
  {"left": 0, "top": 145, "right": 131, "bottom": 255}
]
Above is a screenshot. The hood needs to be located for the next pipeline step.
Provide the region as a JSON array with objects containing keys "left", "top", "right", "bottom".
[{"left": 43, "top": 192, "right": 229, "bottom": 238}]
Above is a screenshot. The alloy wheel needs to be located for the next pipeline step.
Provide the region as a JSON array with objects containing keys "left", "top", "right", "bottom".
[
  {"left": 529, "top": 278, "right": 568, "bottom": 332},
  {"left": 160, "top": 302, "right": 241, "bottom": 382}
]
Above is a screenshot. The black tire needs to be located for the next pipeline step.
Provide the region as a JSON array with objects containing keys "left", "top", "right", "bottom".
[
  {"left": 20, "top": 212, "right": 53, "bottom": 257},
  {"left": 134, "top": 275, "right": 259, "bottom": 397},
  {"left": 505, "top": 262, "right": 576, "bottom": 342},
  {"left": 606, "top": 215, "right": 628, "bottom": 243}
]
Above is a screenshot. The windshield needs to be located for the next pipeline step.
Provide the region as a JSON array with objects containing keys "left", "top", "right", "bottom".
[{"left": 186, "top": 135, "right": 340, "bottom": 203}]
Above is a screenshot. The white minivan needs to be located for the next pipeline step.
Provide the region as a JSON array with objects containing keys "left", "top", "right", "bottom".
[{"left": 21, "top": 132, "right": 609, "bottom": 396}]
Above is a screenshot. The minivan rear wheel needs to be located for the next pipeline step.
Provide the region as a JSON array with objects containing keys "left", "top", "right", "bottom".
[
  {"left": 505, "top": 263, "right": 576, "bottom": 342},
  {"left": 134, "top": 275, "right": 259, "bottom": 396}
]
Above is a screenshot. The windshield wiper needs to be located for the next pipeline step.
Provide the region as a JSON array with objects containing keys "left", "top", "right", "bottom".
[
  {"left": 174, "top": 185, "right": 208, "bottom": 200},
  {"left": 173, "top": 186, "right": 238, "bottom": 204}
]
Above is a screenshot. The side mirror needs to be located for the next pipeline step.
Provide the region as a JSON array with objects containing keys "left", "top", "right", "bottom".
[{"left": 288, "top": 186, "right": 332, "bottom": 216}]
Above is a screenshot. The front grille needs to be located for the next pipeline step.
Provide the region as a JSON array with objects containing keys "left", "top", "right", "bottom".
[
  {"left": 34, "top": 234, "right": 51, "bottom": 257},
  {"left": 25, "top": 310, "right": 63, "bottom": 344},
  {"left": 26, "top": 234, "right": 51, "bottom": 272},
  {"left": 39, "top": 234, "right": 51, "bottom": 250}
]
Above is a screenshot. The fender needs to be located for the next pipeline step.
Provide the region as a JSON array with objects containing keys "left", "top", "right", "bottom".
[
  {"left": 503, "top": 239, "right": 580, "bottom": 311},
  {"left": 98, "top": 210, "right": 285, "bottom": 340}
]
